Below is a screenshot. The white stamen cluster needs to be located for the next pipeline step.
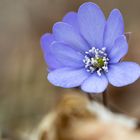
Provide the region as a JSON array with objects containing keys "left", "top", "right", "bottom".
[{"left": 83, "top": 47, "right": 109, "bottom": 76}]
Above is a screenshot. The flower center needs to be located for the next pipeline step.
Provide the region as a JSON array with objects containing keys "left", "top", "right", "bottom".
[{"left": 83, "top": 47, "right": 109, "bottom": 76}]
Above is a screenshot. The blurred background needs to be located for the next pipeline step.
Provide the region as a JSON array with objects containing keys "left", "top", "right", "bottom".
[{"left": 0, "top": 0, "right": 140, "bottom": 139}]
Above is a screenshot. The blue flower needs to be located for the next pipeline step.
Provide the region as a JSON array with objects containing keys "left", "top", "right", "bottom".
[{"left": 41, "top": 2, "right": 140, "bottom": 93}]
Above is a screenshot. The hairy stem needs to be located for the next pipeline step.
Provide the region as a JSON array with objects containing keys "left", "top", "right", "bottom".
[
  {"left": 103, "top": 90, "right": 108, "bottom": 107},
  {"left": 87, "top": 93, "right": 94, "bottom": 101}
]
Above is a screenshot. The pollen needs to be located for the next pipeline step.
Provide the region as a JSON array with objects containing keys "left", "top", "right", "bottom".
[{"left": 83, "top": 47, "right": 109, "bottom": 76}]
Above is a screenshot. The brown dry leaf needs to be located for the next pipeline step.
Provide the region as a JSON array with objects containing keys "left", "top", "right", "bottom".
[{"left": 28, "top": 93, "right": 140, "bottom": 140}]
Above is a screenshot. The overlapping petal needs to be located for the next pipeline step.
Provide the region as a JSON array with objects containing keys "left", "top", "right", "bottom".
[
  {"left": 40, "top": 33, "right": 62, "bottom": 70},
  {"left": 41, "top": 33, "right": 54, "bottom": 51},
  {"left": 106, "top": 62, "right": 140, "bottom": 87},
  {"left": 53, "top": 22, "right": 89, "bottom": 52},
  {"left": 104, "top": 9, "right": 124, "bottom": 52},
  {"left": 50, "top": 42, "right": 84, "bottom": 68},
  {"left": 63, "top": 12, "right": 79, "bottom": 31},
  {"left": 109, "top": 35, "right": 128, "bottom": 63},
  {"left": 78, "top": 2, "right": 106, "bottom": 48},
  {"left": 48, "top": 68, "right": 90, "bottom": 88},
  {"left": 81, "top": 73, "right": 108, "bottom": 93}
]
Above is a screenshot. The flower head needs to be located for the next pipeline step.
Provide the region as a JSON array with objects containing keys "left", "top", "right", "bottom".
[{"left": 41, "top": 2, "right": 140, "bottom": 93}]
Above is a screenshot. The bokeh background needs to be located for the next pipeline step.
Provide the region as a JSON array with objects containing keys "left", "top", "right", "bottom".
[{"left": 0, "top": 0, "right": 140, "bottom": 139}]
